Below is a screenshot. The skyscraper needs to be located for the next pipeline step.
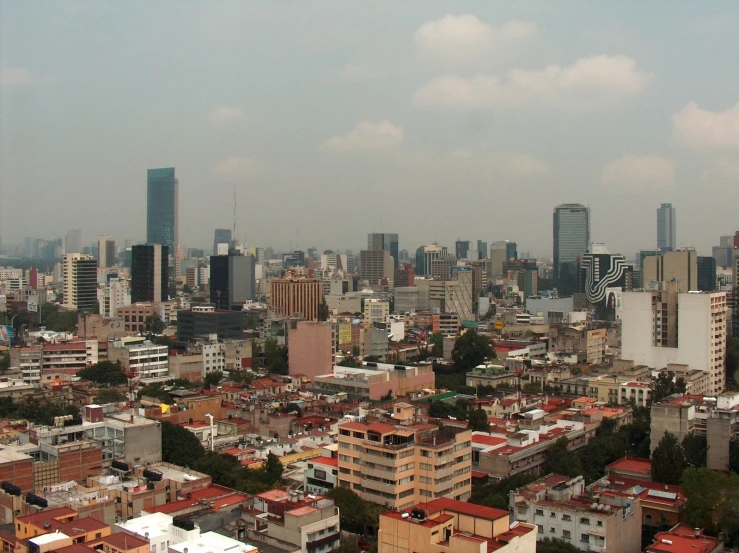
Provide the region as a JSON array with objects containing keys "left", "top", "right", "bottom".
[
  {"left": 147, "top": 167, "right": 179, "bottom": 272},
  {"left": 553, "top": 204, "right": 590, "bottom": 279},
  {"left": 131, "top": 244, "right": 169, "bottom": 303},
  {"left": 455, "top": 240, "right": 470, "bottom": 260},
  {"left": 367, "top": 233, "right": 399, "bottom": 269},
  {"left": 65, "top": 229, "right": 82, "bottom": 254},
  {"left": 213, "top": 229, "right": 232, "bottom": 255},
  {"left": 477, "top": 240, "right": 488, "bottom": 259},
  {"left": 657, "top": 203, "right": 676, "bottom": 251},
  {"left": 415, "top": 244, "right": 447, "bottom": 277},
  {"left": 209, "top": 252, "right": 256, "bottom": 310},
  {"left": 97, "top": 235, "right": 116, "bottom": 268},
  {"left": 62, "top": 254, "right": 97, "bottom": 311},
  {"left": 697, "top": 256, "right": 717, "bottom": 292}
]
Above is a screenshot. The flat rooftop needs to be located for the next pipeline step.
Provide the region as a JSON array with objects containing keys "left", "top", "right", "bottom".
[
  {"left": 153, "top": 464, "right": 208, "bottom": 484},
  {"left": 169, "top": 532, "right": 257, "bottom": 553}
]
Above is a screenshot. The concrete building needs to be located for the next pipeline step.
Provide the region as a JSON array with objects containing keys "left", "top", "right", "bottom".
[
  {"left": 269, "top": 277, "right": 322, "bottom": 321},
  {"left": 99, "top": 277, "right": 131, "bottom": 318},
  {"left": 212, "top": 229, "right": 232, "bottom": 256},
  {"left": 379, "top": 498, "right": 537, "bottom": 553},
  {"left": 394, "top": 287, "right": 429, "bottom": 315},
  {"left": 621, "top": 284, "right": 727, "bottom": 395},
  {"left": 63, "top": 254, "right": 97, "bottom": 311},
  {"left": 337, "top": 412, "right": 472, "bottom": 510},
  {"left": 368, "top": 233, "right": 399, "bottom": 270},
  {"left": 362, "top": 326, "right": 388, "bottom": 360},
  {"left": 510, "top": 474, "right": 640, "bottom": 553},
  {"left": 445, "top": 272, "right": 473, "bottom": 322},
  {"left": 415, "top": 244, "right": 448, "bottom": 277},
  {"left": 363, "top": 299, "right": 390, "bottom": 326},
  {"left": 430, "top": 254, "right": 456, "bottom": 279},
  {"left": 288, "top": 321, "right": 336, "bottom": 378},
  {"left": 657, "top": 203, "right": 676, "bottom": 251},
  {"left": 312, "top": 363, "right": 434, "bottom": 400},
  {"left": 360, "top": 249, "right": 394, "bottom": 286},
  {"left": 98, "top": 235, "right": 116, "bottom": 268},
  {"left": 108, "top": 337, "right": 170, "bottom": 382},
  {"left": 170, "top": 532, "right": 257, "bottom": 553},
  {"left": 65, "top": 229, "right": 83, "bottom": 254},
  {"left": 304, "top": 451, "right": 339, "bottom": 494},
  {"left": 209, "top": 252, "right": 256, "bottom": 310},
  {"left": 697, "top": 255, "right": 717, "bottom": 291},
  {"left": 642, "top": 249, "right": 697, "bottom": 292},
  {"left": 131, "top": 244, "right": 169, "bottom": 303},
  {"left": 117, "top": 302, "right": 164, "bottom": 334},
  {"left": 176, "top": 306, "right": 244, "bottom": 342},
  {"left": 553, "top": 204, "right": 590, "bottom": 279},
  {"left": 117, "top": 511, "right": 200, "bottom": 553}
]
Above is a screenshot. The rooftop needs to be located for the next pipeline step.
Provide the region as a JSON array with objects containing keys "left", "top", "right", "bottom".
[
  {"left": 169, "top": 532, "right": 257, "bottom": 553},
  {"left": 92, "top": 533, "right": 149, "bottom": 551},
  {"left": 606, "top": 457, "right": 652, "bottom": 476}
]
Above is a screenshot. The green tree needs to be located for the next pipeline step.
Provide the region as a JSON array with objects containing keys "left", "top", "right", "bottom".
[
  {"left": 318, "top": 297, "right": 329, "bottom": 321},
  {"left": 470, "top": 473, "right": 538, "bottom": 509},
  {"left": 203, "top": 370, "right": 223, "bottom": 388},
  {"left": 161, "top": 421, "right": 206, "bottom": 467},
  {"left": 264, "top": 451, "right": 284, "bottom": 483},
  {"left": 682, "top": 433, "right": 707, "bottom": 468},
  {"left": 451, "top": 329, "right": 493, "bottom": 372},
  {"left": 77, "top": 360, "right": 127, "bottom": 385},
  {"left": 144, "top": 314, "right": 166, "bottom": 334},
  {"left": 331, "top": 538, "right": 362, "bottom": 553},
  {"left": 536, "top": 537, "right": 581, "bottom": 553},
  {"left": 326, "top": 487, "right": 369, "bottom": 530},
  {"left": 429, "top": 331, "right": 444, "bottom": 358},
  {"left": 338, "top": 356, "right": 362, "bottom": 368},
  {"left": 651, "top": 432, "right": 686, "bottom": 484},
  {"left": 194, "top": 452, "right": 241, "bottom": 488},
  {"left": 352, "top": 345, "right": 360, "bottom": 357},
  {"left": 152, "top": 335, "right": 174, "bottom": 349},
  {"left": 95, "top": 388, "right": 127, "bottom": 403},
  {"left": 0, "top": 351, "right": 9, "bottom": 372},
  {"left": 467, "top": 409, "right": 490, "bottom": 432},
  {"left": 683, "top": 467, "right": 739, "bottom": 543},
  {"left": 650, "top": 371, "right": 687, "bottom": 404},
  {"left": 282, "top": 403, "right": 303, "bottom": 417},
  {"left": 263, "top": 338, "right": 288, "bottom": 374},
  {"left": 543, "top": 437, "right": 583, "bottom": 477}
]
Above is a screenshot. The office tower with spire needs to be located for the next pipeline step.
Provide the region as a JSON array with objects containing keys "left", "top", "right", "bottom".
[
  {"left": 553, "top": 204, "right": 590, "bottom": 279},
  {"left": 147, "top": 167, "right": 179, "bottom": 275},
  {"left": 657, "top": 203, "right": 676, "bottom": 251}
]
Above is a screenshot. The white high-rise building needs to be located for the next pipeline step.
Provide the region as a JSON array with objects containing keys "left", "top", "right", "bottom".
[
  {"left": 621, "top": 282, "right": 727, "bottom": 395},
  {"left": 62, "top": 253, "right": 97, "bottom": 311},
  {"left": 98, "top": 277, "right": 131, "bottom": 318}
]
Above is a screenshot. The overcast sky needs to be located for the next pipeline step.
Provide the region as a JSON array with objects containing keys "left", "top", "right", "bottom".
[{"left": 1, "top": 1, "right": 738, "bottom": 257}]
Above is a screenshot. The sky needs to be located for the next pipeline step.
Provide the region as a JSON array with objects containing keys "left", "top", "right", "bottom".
[{"left": 1, "top": 1, "right": 738, "bottom": 258}]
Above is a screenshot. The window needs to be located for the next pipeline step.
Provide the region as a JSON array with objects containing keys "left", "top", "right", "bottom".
[
  {"left": 562, "top": 514, "right": 571, "bottom": 521},
  {"left": 645, "top": 515, "right": 653, "bottom": 526},
  {"left": 152, "top": 546, "right": 156, "bottom": 553},
  {"left": 581, "top": 534, "right": 590, "bottom": 543},
  {"left": 563, "top": 530, "right": 571, "bottom": 539},
  {"left": 580, "top": 517, "right": 589, "bottom": 524},
  {"left": 550, "top": 512, "right": 556, "bottom": 518},
  {"left": 596, "top": 521, "right": 603, "bottom": 527},
  {"left": 537, "top": 525, "right": 543, "bottom": 534},
  {"left": 550, "top": 528, "right": 556, "bottom": 533},
  {"left": 535, "top": 509, "right": 544, "bottom": 516}
]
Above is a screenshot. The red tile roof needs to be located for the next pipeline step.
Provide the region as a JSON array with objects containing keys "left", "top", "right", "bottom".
[
  {"left": 311, "top": 456, "right": 339, "bottom": 467},
  {"left": 424, "top": 498, "right": 508, "bottom": 521},
  {"left": 472, "top": 435, "right": 507, "bottom": 447},
  {"left": 340, "top": 421, "right": 397, "bottom": 433},
  {"left": 606, "top": 457, "right": 652, "bottom": 475},
  {"left": 91, "top": 533, "right": 148, "bottom": 551}
]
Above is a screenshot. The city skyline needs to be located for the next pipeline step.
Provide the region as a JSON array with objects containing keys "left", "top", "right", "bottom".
[{"left": 2, "top": 3, "right": 738, "bottom": 255}]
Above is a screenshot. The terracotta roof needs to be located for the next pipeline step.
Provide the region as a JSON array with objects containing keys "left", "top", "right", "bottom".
[
  {"left": 606, "top": 457, "right": 652, "bottom": 475},
  {"left": 91, "top": 533, "right": 148, "bottom": 551},
  {"left": 16, "top": 507, "right": 76, "bottom": 525},
  {"left": 424, "top": 498, "right": 508, "bottom": 521},
  {"left": 311, "top": 456, "right": 339, "bottom": 467},
  {"left": 472, "top": 435, "right": 507, "bottom": 447}
]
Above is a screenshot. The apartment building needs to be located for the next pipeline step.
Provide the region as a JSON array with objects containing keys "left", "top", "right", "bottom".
[
  {"left": 108, "top": 337, "right": 169, "bottom": 382},
  {"left": 378, "top": 498, "right": 537, "bottom": 553},
  {"left": 311, "top": 364, "right": 435, "bottom": 401},
  {"left": 337, "top": 406, "right": 472, "bottom": 511},
  {"left": 364, "top": 299, "right": 390, "bottom": 326},
  {"left": 621, "top": 283, "right": 727, "bottom": 395},
  {"left": 510, "top": 474, "right": 641, "bottom": 553},
  {"left": 269, "top": 277, "right": 322, "bottom": 321},
  {"left": 10, "top": 341, "right": 100, "bottom": 384}
]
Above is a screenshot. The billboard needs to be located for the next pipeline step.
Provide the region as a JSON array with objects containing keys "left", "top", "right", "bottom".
[
  {"left": 605, "top": 287, "right": 623, "bottom": 320},
  {"left": 338, "top": 322, "right": 352, "bottom": 345},
  {"left": 0, "top": 326, "right": 15, "bottom": 344},
  {"left": 406, "top": 328, "right": 426, "bottom": 343}
]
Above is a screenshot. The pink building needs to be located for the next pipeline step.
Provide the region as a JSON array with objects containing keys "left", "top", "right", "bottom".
[{"left": 288, "top": 321, "right": 336, "bottom": 379}]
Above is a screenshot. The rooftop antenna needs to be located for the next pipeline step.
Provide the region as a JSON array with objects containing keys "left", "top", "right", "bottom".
[{"left": 233, "top": 186, "right": 237, "bottom": 238}]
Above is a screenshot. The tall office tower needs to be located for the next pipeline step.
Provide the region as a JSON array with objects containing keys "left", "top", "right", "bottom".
[
  {"left": 553, "top": 203, "right": 590, "bottom": 279},
  {"left": 578, "top": 253, "right": 629, "bottom": 304},
  {"left": 621, "top": 282, "right": 727, "bottom": 395},
  {"left": 506, "top": 241, "right": 518, "bottom": 261},
  {"left": 147, "top": 167, "right": 179, "bottom": 275},
  {"left": 131, "top": 244, "right": 169, "bottom": 303},
  {"left": 394, "top": 264, "right": 415, "bottom": 288},
  {"left": 431, "top": 254, "right": 457, "bottom": 279},
  {"left": 455, "top": 240, "right": 470, "bottom": 260},
  {"left": 415, "top": 244, "right": 448, "bottom": 277},
  {"left": 97, "top": 235, "right": 116, "bottom": 268},
  {"left": 209, "top": 252, "right": 256, "bottom": 310},
  {"left": 359, "top": 249, "right": 393, "bottom": 286},
  {"left": 642, "top": 249, "right": 697, "bottom": 292},
  {"left": 657, "top": 203, "right": 676, "bottom": 251},
  {"left": 697, "top": 256, "right": 717, "bottom": 292},
  {"left": 65, "top": 229, "right": 82, "bottom": 254},
  {"left": 62, "top": 254, "right": 97, "bottom": 311},
  {"left": 367, "top": 233, "right": 399, "bottom": 269},
  {"left": 713, "top": 235, "right": 734, "bottom": 268},
  {"left": 213, "top": 228, "right": 232, "bottom": 255},
  {"left": 488, "top": 241, "right": 508, "bottom": 277},
  {"left": 477, "top": 240, "right": 488, "bottom": 259},
  {"left": 398, "top": 249, "right": 410, "bottom": 264},
  {"left": 269, "top": 277, "right": 322, "bottom": 321},
  {"left": 733, "top": 232, "right": 739, "bottom": 338}
]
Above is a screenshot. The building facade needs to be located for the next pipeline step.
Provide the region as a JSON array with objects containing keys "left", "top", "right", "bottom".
[
  {"left": 146, "top": 167, "right": 179, "bottom": 275},
  {"left": 368, "top": 233, "right": 399, "bottom": 270},
  {"left": 656, "top": 203, "right": 676, "bottom": 251},
  {"left": 269, "top": 277, "right": 322, "bottom": 321},
  {"left": 62, "top": 254, "right": 97, "bottom": 311},
  {"left": 553, "top": 204, "right": 590, "bottom": 280},
  {"left": 131, "top": 244, "right": 168, "bottom": 303}
]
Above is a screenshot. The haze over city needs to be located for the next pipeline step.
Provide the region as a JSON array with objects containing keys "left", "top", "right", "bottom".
[{"left": 1, "top": 1, "right": 738, "bottom": 255}]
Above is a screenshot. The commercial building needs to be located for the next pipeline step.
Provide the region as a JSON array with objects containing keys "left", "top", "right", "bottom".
[
  {"left": 642, "top": 249, "right": 697, "bottom": 292},
  {"left": 99, "top": 276, "right": 130, "bottom": 318},
  {"left": 657, "top": 203, "right": 676, "bottom": 251},
  {"left": 368, "top": 233, "right": 399, "bottom": 270},
  {"left": 415, "top": 244, "right": 448, "bottom": 277},
  {"left": 312, "top": 363, "right": 434, "bottom": 400},
  {"left": 454, "top": 240, "right": 470, "bottom": 260},
  {"left": 63, "top": 254, "right": 97, "bottom": 311},
  {"left": 553, "top": 204, "right": 590, "bottom": 279},
  {"left": 209, "top": 252, "right": 256, "bottom": 309},
  {"left": 288, "top": 321, "right": 335, "bottom": 379},
  {"left": 697, "top": 256, "right": 717, "bottom": 291},
  {"left": 304, "top": 452, "right": 339, "bottom": 494},
  {"left": 117, "top": 302, "right": 164, "bottom": 334},
  {"left": 362, "top": 326, "right": 389, "bottom": 360},
  {"left": 176, "top": 306, "right": 244, "bottom": 342},
  {"left": 337, "top": 410, "right": 472, "bottom": 510},
  {"left": 394, "top": 287, "right": 428, "bottom": 315},
  {"left": 393, "top": 264, "right": 414, "bottom": 288},
  {"left": 269, "top": 277, "right": 322, "bottom": 321},
  {"left": 578, "top": 253, "right": 629, "bottom": 305},
  {"left": 364, "top": 299, "right": 390, "bottom": 326},
  {"left": 131, "top": 244, "right": 168, "bottom": 303},
  {"left": 359, "top": 249, "right": 394, "bottom": 287},
  {"left": 621, "top": 283, "right": 727, "bottom": 395},
  {"left": 98, "top": 235, "right": 116, "bottom": 268},
  {"left": 213, "top": 228, "right": 232, "bottom": 256},
  {"left": 65, "top": 229, "right": 83, "bottom": 254},
  {"left": 108, "top": 337, "right": 170, "bottom": 382},
  {"left": 379, "top": 498, "right": 537, "bottom": 553},
  {"left": 146, "top": 167, "right": 179, "bottom": 274},
  {"left": 445, "top": 272, "right": 474, "bottom": 322}
]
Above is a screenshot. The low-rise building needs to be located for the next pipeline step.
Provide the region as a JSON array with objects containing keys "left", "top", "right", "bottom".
[
  {"left": 108, "top": 337, "right": 170, "bottom": 382},
  {"left": 312, "top": 363, "right": 435, "bottom": 401}
]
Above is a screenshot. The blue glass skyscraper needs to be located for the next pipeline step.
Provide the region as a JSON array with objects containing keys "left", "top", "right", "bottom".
[{"left": 147, "top": 167, "right": 179, "bottom": 264}]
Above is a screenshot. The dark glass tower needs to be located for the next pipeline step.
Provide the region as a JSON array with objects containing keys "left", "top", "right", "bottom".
[
  {"left": 147, "top": 167, "right": 178, "bottom": 266},
  {"left": 553, "top": 204, "right": 590, "bottom": 279},
  {"left": 131, "top": 244, "right": 169, "bottom": 303}
]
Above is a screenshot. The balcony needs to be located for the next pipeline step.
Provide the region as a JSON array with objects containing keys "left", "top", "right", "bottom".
[
  {"left": 363, "top": 439, "right": 414, "bottom": 451},
  {"left": 360, "top": 463, "right": 396, "bottom": 479},
  {"left": 588, "top": 544, "right": 605, "bottom": 553}
]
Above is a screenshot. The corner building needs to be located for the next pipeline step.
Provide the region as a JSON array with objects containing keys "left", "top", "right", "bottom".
[{"left": 337, "top": 406, "right": 472, "bottom": 511}]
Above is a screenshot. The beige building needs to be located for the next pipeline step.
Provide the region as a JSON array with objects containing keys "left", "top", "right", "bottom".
[
  {"left": 359, "top": 249, "right": 394, "bottom": 287},
  {"left": 363, "top": 299, "right": 390, "bottom": 326},
  {"left": 288, "top": 321, "right": 336, "bottom": 378},
  {"left": 337, "top": 405, "right": 472, "bottom": 511},
  {"left": 642, "top": 249, "right": 697, "bottom": 292},
  {"left": 269, "top": 277, "right": 322, "bottom": 321},
  {"left": 379, "top": 498, "right": 536, "bottom": 553}
]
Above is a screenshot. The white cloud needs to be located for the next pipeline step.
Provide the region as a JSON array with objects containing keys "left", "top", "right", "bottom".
[
  {"left": 0, "top": 66, "right": 56, "bottom": 87},
  {"left": 601, "top": 155, "right": 675, "bottom": 194},
  {"left": 321, "top": 121, "right": 404, "bottom": 152},
  {"left": 414, "top": 55, "right": 650, "bottom": 110},
  {"left": 211, "top": 156, "right": 259, "bottom": 182},
  {"left": 208, "top": 106, "right": 247, "bottom": 125},
  {"left": 414, "top": 14, "right": 537, "bottom": 64},
  {"left": 672, "top": 101, "right": 739, "bottom": 151},
  {"left": 701, "top": 157, "right": 739, "bottom": 188}
]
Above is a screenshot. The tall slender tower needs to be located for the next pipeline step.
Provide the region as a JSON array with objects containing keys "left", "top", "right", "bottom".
[
  {"left": 147, "top": 168, "right": 179, "bottom": 281},
  {"left": 553, "top": 204, "right": 590, "bottom": 279},
  {"left": 657, "top": 203, "right": 676, "bottom": 251}
]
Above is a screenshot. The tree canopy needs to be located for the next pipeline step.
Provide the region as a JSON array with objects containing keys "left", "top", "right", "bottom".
[
  {"left": 651, "top": 432, "right": 686, "bottom": 485},
  {"left": 451, "top": 330, "right": 493, "bottom": 372},
  {"left": 683, "top": 467, "right": 739, "bottom": 544},
  {"left": 144, "top": 315, "right": 166, "bottom": 334},
  {"left": 203, "top": 370, "right": 223, "bottom": 388},
  {"left": 536, "top": 538, "right": 582, "bottom": 553},
  {"left": 77, "top": 360, "right": 127, "bottom": 385},
  {"left": 161, "top": 421, "right": 206, "bottom": 467},
  {"left": 429, "top": 332, "right": 444, "bottom": 358},
  {"left": 650, "top": 370, "right": 687, "bottom": 404},
  {"left": 263, "top": 338, "right": 288, "bottom": 374},
  {"left": 543, "top": 437, "right": 583, "bottom": 478},
  {"left": 468, "top": 409, "right": 490, "bottom": 432}
]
